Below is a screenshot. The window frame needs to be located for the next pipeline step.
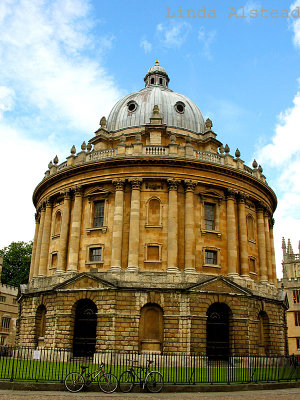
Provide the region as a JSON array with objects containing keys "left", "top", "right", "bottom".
[
  {"left": 86, "top": 244, "right": 105, "bottom": 266},
  {"left": 246, "top": 213, "right": 256, "bottom": 243},
  {"left": 49, "top": 252, "right": 58, "bottom": 270},
  {"left": 203, "top": 247, "right": 221, "bottom": 268},
  {"left": 249, "top": 256, "right": 257, "bottom": 275},
  {"left": 144, "top": 243, "right": 162, "bottom": 263},
  {"left": 200, "top": 192, "right": 222, "bottom": 237},
  {"left": 52, "top": 209, "right": 62, "bottom": 239},
  {"left": 86, "top": 191, "right": 110, "bottom": 234},
  {"left": 293, "top": 290, "right": 300, "bottom": 304},
  {"left": 145, "top": 197, "right": 163, "bottom": 228}
]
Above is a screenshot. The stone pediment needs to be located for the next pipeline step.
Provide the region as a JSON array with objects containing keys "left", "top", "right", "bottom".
[
  {"left": 53, "top": 273, "right": 117, "bottom": 291},
  {"left": 188, "top": 276, "right": 252, "bottom": 296}
]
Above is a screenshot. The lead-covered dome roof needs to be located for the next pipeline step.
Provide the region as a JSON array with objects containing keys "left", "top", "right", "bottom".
[{"left": 107, "top": 61, "right": 205, "bottom": 134}]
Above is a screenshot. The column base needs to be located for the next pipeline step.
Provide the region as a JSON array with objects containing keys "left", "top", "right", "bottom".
[
  {"left": 126, "top": 266, "right": 139, "bottom": 273},
  {"left": 166, "top": 266, "right": 180, "bottom": 273},
  {"left": 109, "top": 266, "right": 122, "bottom": 273},
  {"left": 184, "top": 267, "right": 198, "bottom": 274},
  {"left": 227, "top": 272, "right": 239, "bottom": 277}
]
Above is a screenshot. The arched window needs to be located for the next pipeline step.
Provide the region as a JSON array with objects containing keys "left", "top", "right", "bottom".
[
  {"left": 35, "top": 304, "right": 47, "bottom": 347},
  {"left": 247, "top": 214, "right": 255, "bottom": 241},
  {"left": 147, "top": 198, "right": 161, "bottom": 226},
  {"left": 139, "top": 303, "right": 163, "bottom": 353},
  {"left": 206, "top": 303, "right": 231, "bottom": 360},
  {"left": 258, "top": 311, "right": 270, "bottom": 355},
  {"left": 73, "top": 299, "right": 97, "bottom": 357},
  {"left": 53, "top": 211, "right": 62, "bottom": 236}
]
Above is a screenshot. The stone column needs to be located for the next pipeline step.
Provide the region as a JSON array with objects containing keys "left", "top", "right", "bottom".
[
  {"left": 39, "top": 198, "right": 52, "bottom": 276},
  {"left": 238, "top": 194, "right": 249, "bottom": 277},
  {"left": 67, "top": 186, "right": 83, "bottom": 272},
  {"left": 29, "top": 213, "right": 40, "bottom": 280},
  {"left": 110, "top": 179, "right": 125, "bottom": 272},
  {"left": 226, "top": 190, "right": 238, "bottom": 276},
  {"left": 257, "top": 204, "right": 267, "bottom": 282},
  {"left": 167, "top": 179, "right": 180, "bottom": 273},
  {"left": 269, "top": 218, "right": 277, "bottom": 286},
  {"left": 184, "top": 180, "right": 196, "bottom": 273},
  {"left": 264, "top": 211, "right": 273, "bottom": 283},
  {"left": 33, "top": 205, "right": 45, "bottom": 277},
  {"left": 57, "top": 189, "right": 71, "bottom": 272},
  {"left": 127, "top": 178, "right": 142, "bottom": 272}
]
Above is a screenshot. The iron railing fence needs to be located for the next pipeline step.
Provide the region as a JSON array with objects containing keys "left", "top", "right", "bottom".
[{"left": 0, "top": 345, "right": 300, "bottom": 385}]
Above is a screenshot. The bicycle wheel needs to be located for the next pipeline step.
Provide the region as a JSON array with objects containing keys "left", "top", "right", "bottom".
[
  {"left": 64, "top": 372, "right": 85, "bottom": 393},
  {"left": 98, "top": 372, "right": 118, "bottom": 393},
  {"left": 119, "top": 371, "right": 134, "bottom": 393},
  {"left": 145, "top": 371, "right": 164, "bottom": 393}
]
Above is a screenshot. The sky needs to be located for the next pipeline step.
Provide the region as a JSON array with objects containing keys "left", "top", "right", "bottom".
[{"left": 0, "top": 0, "right": 300, "bottom": 278}]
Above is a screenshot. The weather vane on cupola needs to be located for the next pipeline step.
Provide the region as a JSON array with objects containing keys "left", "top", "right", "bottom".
[{"left": 155, "top": 59, "right": 159, "bottom": 65}]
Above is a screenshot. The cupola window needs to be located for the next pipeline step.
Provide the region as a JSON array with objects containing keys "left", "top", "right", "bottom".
[
  {"left": 175, "top": 101, "right": 185, "bottom": 114},
  {"left": 127, "top": 100, "right": 138, "bottom": 113}
]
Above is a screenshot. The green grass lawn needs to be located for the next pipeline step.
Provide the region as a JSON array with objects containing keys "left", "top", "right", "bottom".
[{"left": 1, "top": 357, "right": 300, "bottom": 384}]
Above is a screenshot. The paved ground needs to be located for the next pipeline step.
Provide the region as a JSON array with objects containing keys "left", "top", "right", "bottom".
[{"left": 0, "top": 389, "right": 300, "bottom": 400}]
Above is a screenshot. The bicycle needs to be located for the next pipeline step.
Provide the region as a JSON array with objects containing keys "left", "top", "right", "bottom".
[
  {"left": 64, "top": 364, "right": 118, "bottom": 393},
  {"left": 119, "top": 359, "right": 164, "bottom": 393}
]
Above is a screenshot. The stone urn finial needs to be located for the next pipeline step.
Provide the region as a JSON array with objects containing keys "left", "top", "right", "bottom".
[
  {"left": 219, "top": 145, "right": 225, "bottom": 155},
  {"left": 81, "top": 141, "right": 86, "bottom": 151},
  {"left": 252, "top": 159, "right": 258, "bottom": 169},
  {"left": 235, "top": 148, "right": 240, "bottom": 159},
  {"left": 100, "top": 116, "right": 107, "bottom": 128},
  {"left": 86, "top": 143, "right": 92, "bottom": 152},
  {"left": 48, "top": 160, "right": 53, "bottom": 169},
  {"left": 70, "top": 145, "right": 76, "bottom": 155},
  {"left": 53, "top": 155, "right": 59, "bottom": 165},
  {"left": 170, "top": 134, "right": 176, "bottom": 143},
  {"left": 224, "top": 144, "right": 230, "bottom": 154},
  {"left": 205, "top": 118, "right": 213, "bottom": 130},
  {"left": 258, "top": 165, "right": 263, "bottom": 173},
  {"left": 153, "top": 105, "right": 159, "bottom": 115}
]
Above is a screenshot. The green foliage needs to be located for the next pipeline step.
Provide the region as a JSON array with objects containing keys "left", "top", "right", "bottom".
[{"left": 0, "top": 241, "right": 32, "bottom": 287}]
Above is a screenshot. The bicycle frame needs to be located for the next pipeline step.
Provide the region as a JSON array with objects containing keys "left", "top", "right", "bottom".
[
  {"left": 81, "top": 364, "right": 106, "bottom": 385},
  {"left": 127, "top": 363, "right": 151, "bottom": 389}
]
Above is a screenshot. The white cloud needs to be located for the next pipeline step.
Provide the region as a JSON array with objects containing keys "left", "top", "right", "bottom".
[
  {"left": 0, "top": 0, "right": 122, "bottom": 249},
  {"left": 291, "top": 0, "right": 300, "bottom": 48},
  {"left": 198, "top": 27, "right": 216, "bottom": 60},
  {"left": 140, "top": 39, "right": 152, "bottom": 54},
  {"left": 156, "top": 21, "right": 191, "bottom": 48}
]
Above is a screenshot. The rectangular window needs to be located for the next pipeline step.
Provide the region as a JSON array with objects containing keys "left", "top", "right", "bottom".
[
  {"left": 51, "top": 253, "right": 58, "bottom": 268},
  {"left": 249, "top": 258, "right": 256, "bottom": 273},
  {"left": 204, "top": 203, "right": 215, "bottom": 230},
  {"left": 0, "top": 337, "right": 5, "bottom": 346},
  {"left": 93, "top": 201, "right": 105, "bottom": 228},
  {"left": 205, "top": 250, "right": 217, "bottom": 265},
  {"left": 295, "top": 312, "right": 300, "bottom": 327},
  {"left": 147, "top": 245, "right": 160, "bottom": 261},
  {"left": 0, "top": 296, "right": 6, "bottom": 303},
  {"left": 297, "top": 338, "right": 300, "bottom": 351},
  {"left": 1, "top": 317, "right": 10, "bottom": 330},
  {"left": 293, "top": 290, "right": 300, "bottom": 303},
  {"left": 90, "top": 247, "right": 102, "bottom": 262}
]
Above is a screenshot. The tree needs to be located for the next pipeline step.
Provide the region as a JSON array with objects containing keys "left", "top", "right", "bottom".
[{"left": 0, "top": 241, "right": 32, "bottom": 287}]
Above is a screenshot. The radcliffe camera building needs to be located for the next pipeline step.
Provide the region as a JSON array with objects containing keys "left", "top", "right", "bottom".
[{"left": 17, "top": 62, "right": 287, "bottom": 357}]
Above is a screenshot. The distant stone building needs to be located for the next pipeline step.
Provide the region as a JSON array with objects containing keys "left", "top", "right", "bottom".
[
  {"left": 18, "top": 61, "right": 287, "bottom": 357},
  {"left": 0, "top": 257, "right": 18, "bottom": 346},
  {"left": 279, "top": 238, "right": 300, "bottom": 355}
]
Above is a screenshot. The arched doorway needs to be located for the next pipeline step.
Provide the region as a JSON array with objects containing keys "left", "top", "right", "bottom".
[
  {"left": 73, "top": 299, "right": 97, "bottom": 357},
  {"left": 258, "top": 311, "right": 270, "bottom": 356},
  {"left": 35, "top": 304, "right": 47, "bottom": 348},
  {"left": 206, "top": 303, "right": 230, "bottom": 360},
  {"left": 139, "top": 303, "right": 163, "bottom": 353}
]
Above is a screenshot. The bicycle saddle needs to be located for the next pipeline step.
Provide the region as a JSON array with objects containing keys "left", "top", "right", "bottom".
[{"left": 80, "top": 366, "right": 88, "bottom": 370}]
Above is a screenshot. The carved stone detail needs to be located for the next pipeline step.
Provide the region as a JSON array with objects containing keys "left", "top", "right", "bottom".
[
  {"left": 129, "top": 178, "right": 143, "bottom": 190},
  {"left": 112, "top": 178, "right": 125, "bottom": 191},
  {"left": 167, "top": 179, "right": 180, "bottom": 191}
]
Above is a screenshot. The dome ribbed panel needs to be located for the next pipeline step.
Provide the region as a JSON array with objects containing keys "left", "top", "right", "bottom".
[{"left": 107, "top": 86, "right": 205, "bottom": 134}]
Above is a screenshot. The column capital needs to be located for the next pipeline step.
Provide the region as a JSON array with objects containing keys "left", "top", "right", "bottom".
[
  {"left": 61, "top": 188, "right": 71, "bottom": 200},
  {"left": 112, "top": 178, "right": 125, "bottom": 191},
  {"left": 34, "top": 212, "right": 40, "bottom": 223},
  {"left": 45, "top": 197, "right": 52, "bottom": 208},
  {"left": 270, "top": 217, "right": 275, "bottom": 228},
  {"left": 73, "top": 185, "right": 83, "bottom": 197},
  {"left": 129, "top": 177, "right": 143, "bottom": 190},
  {"left": 184, "top": 180, "right": 197, "bottom": 192},
  {"left": 237, "top": 192, "right": 248, "bottom": 203},
  {"left": 226, "top": 188, "right": 238, "bottom": 200},
  {"left": 167, "top": 178, "right": 180, "bottom": 191}
]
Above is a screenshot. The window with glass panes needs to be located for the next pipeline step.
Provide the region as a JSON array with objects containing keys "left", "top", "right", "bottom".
[
  {"left": 205, "top": 250, "right": 217, "bottom": 265},
  {"left": 1, "top": 317, "right": 10, "bottom": 330},
  {"left": 93, "top": 201, "right": 104, "bottom": 227},
  {"left": 204, "top": 203, "right": 215, "bottom": 230},
  {"left": 90, "top": 247, "right": 102, "bottom": 262},
  {"left": 295, "top": 312, "right": 300, "bottom": 326},
  {"left": 293, "top": 290, "right": 300, "bottom": 303}
]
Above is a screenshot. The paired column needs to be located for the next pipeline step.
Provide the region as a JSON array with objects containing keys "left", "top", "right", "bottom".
[
  {"left": 57, "top": 189, "right": 71, "bottom": 272},
  {"left": 29, "top": 213, "right": 40, "bottom": 280},
  {"left": 167, "top": 179, "right": 179, "bottom": 273},
  {"left": 264, "top": 212, "right": 273, "bottom": 283},
  {"left": 226, "top": 190, "right": 238, "bottom": 276},
  {"left": 33, "top": 205, "right": 46, "bottom": 277},
  {"left": 269, "top": 218, "right": 277, "bottom": 286},
  {"left": 257, "top": 204, "right": 268, "bottom": 282},
  {"left": 110, "top": 179, "right": 125, "bottom": 272},
  {"left": 127, "top": 178, "right": 142, "bottom": 272},
  {"left": 67, "top": 186, "right": 83, "bottom": 272},
  {"left": 238, "top": 194, "right": 249, "bottom": 277},
  {"left": 39, "top": 199, "right": 53, "bottom": 276},
  {"left": 184, "top": 180, "right": 196, "bottom": 273}
]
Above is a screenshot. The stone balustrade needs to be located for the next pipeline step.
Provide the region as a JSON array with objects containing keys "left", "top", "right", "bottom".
[{"left": 44, "top": 142, "right": 266, "bottom": 184}]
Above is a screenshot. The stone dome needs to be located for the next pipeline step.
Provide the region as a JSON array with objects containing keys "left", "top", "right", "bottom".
[{"left": 107, "top": 61, "right": 205, "bottom": 134}]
